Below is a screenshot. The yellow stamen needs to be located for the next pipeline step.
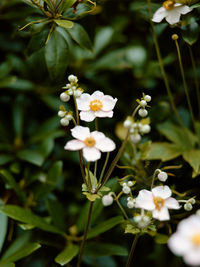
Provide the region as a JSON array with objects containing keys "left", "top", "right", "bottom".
[
  {"left": 191, "top": 234, "right": 200, "bottom": 246},
  {"left": 84, "top": 137, "right": 96, "bottom": 147},
  {"left": 153, "top": 196, "right": 165, "bottom": 211},
  {"left": 163, "top": 0, "right": 174, "bottom": 10},
  {"left": 90, "top": 99, "right": 103, "bottom": 111}
]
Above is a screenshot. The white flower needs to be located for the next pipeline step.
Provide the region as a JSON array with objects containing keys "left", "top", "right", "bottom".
[
  {"left": 152, "top": 1, "right": 192, "bottom": 25},
  {"left": 158, "top": 171, "right": 168, "bottom": 182},
  {"left": 102, "top": 194, "right": 113, "bottom": 206},
  {"left": 76, "top": 91, "right": 118, "bottom": 122},
  {"left": 64, "top": 126, "right": 116, "bottom": 162},
  {"left": 168, "top": 215, "right": 200, "bottom": 266},
  {"left": 135, "top": 186, "right": 180, "bottom": 221}
]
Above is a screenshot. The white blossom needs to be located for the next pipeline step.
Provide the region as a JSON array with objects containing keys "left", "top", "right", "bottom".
[{"left": 64, "top": 126, "right": 115, "bottom": 162}]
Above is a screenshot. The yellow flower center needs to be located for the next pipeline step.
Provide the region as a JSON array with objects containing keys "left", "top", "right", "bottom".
[
  {"left": 191, "top": 233, "right": 200, "bottom": 246},
  {"left": 163, "top": 0, "right": 175, "bottom": 10},
  {"left": 84, "top": 137, "right": 96, "bottom": 147},
  {"left": 90, "top": 99, "right": 103, "bottom": 111},
  {"left": 153, "top": 196, "right": 165, "bottom": 211}
]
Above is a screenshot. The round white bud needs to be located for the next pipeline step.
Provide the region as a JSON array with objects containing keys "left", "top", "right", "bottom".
[
  {"left": 66, "top": 83, "right": 71, "bottom": 89},
  {"left": 74, "top": 90, "right": 82, "bottom": 98},
  {"left": 122, "top": 186, "right": 131, "bottom": 194},
  {"left": 127, "top": 197, "right": 132, "bottom": 201},
  {"left": 102, "top": 195, "right": 113, "bottom": 206},
  {"left": 158, "top": 171, "right": 168, "bottom": 182},
  {"left": 189, "top": 198, "right": 196, "bottom": 205},
  {"left": 130, "top": 133, "right": 141, "bottom": 144},
  {"left": 60, "top": 118, "right": 69, "bottom": 126},
  {"left": 60, "top": 92, "right": 70, "bottom": 102},
  {"left": 122, "top": 183, "right": 127, "bottom": 187},
  {"left": 144, "top": 95, "right": 151, "bottom": 102},
  {"left": 184, "top": 203, "right": 193, "bottom": 211},
  {"left": 138, "top": 108, "right": 148, "bottom": 117},
  {"left": 134, "top": 215, "right": 142, "bottom": 223},
  {"left": 124, "top": 119, "right": 132, "bottom": 128},
  {"left": 66, "top": 114, "right": 73, "bottom": 120},
  {"left": 127, "top": 201, "right": 135, "bottom": 209},
  {"left": 127, "top": 181, "right": 133, "bottom": 187},
  {"left": 58, "top": 110, "right": 66, "bottom": 117},
  {"left": 68, "top": 89, "right": 73, "bottom": 95},
  {"left": 140, "top": 100, "right": 147, "bottom": 107},
  {"left": 68, "top": 75, "right": 77, "bottom": 83},
  {"left": 140, "top": 124, "right": 151, "bottom": 134},
  {"left": 143, "top": 215, "right": 150, "bottom": 223}
]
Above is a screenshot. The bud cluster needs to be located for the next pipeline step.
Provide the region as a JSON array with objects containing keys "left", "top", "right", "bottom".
[
  {"left": 122, "top": 181, "right": 134, "bottom": 194},
  {"left": 134, "top": 214, "right": 151, "bottom": 228},
  {"left": 127, "top": 197, "right": 135, "bottom": 209},
  {"left": 184, "top": 198, "right": 196, "bottom": 211},
  {"left": 138, "top": 94, "right": 151, "bottom": 118},
  {"left": 58, "top": 106, "right": 73, "bottom": 126}
]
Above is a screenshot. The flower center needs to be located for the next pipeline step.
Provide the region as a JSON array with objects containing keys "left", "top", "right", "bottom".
[
  {"left": 90, "top": 99, "right": 103, "bottom": 111},
  {"left": 84, "top": 137, "right": 96, "bottom": 147},
  {"left": 153, "top": 196, "right": 165, "bottom": 211},
  {"left": 191, "top": 233, "right": 200, "bottom": 246},
  {"left": 163, "top": 0, "right": 174, "bottom": 10}
]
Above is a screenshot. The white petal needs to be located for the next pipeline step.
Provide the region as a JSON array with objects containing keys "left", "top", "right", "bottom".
[
  {"left": 165, "top": 10, "right": 181, "bottom": 24},
  {"left": 95, "top": 110, "right": 113, "bottom": 118},
  {"left": 152, "top": 185, "right": 171, "bottom": 199},
  {"left": 76, "top": 93, "right": 91, "bottom": 111},
  {"left": 91, "top": 91, "right": 104, "bottom": 100},
  {"left": 165, "top": 197, "right": 180, "bottom": 210},
  {"left": 83, "top": 147, "right": 101, "bottom": 162},
  {"left": 71, "top": 126, "right": 90, "bottom": 141},
  {"left": 91, "top": 131, "right": 105, "bottom": 141},
  {"left": 64, "top": 139, "right": 85, "bottom": 151},
  {"left": 152, "top": 7, "right": 167, "bottom": 23},
  {"left": 168, "top": 233, "right": 193, "bottom": 256},
  {"left": 95, "top": 137, "right": 116, "bottom": 152},
  {"left": 178, "top": 215, "right": 200, "bottom": 237},
  {"left": 176, "top": 5, "right": 192, "bottom": 15},
  {"left": 101, "top": 95, "right": 117, "bottom": 111},
  {"left": 135, "top": 190, "right": 155, "bottom": 210},
  {"left": 184, "top": 248, "right": 200, "bottom": 266},
  {"left": 80, "top": 111, "right": 96, "bottom": 122},
  {"left": 152, "top": 206, "right": 170, "bottom": 221}
]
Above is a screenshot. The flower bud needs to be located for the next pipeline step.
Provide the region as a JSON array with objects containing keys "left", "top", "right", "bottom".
[
  {"left": 138, "top": 108, "right": 148, "bottom": 117},
  {"left": 68, "top": 74, "right": 78, "bottom": 83},
  {"left": 58, "top": 110, "right": 66, "bottom": 117},
  {"left": 140, "top": 124, "right": 151, "bottom": 134},
  {"left": 124, "top": 119, "right": 132, "bottom": 128},
  {"left": 144, "top": 95, "right": 151, "bottom": 102},
  {"left": 188, "top": 198, "right": 196, "bottom": 205},
  {"left": 60, "top": 92, "right": 70, "bottom": 102},
  {"left": 102, "top": 195, "right": 113, "bottom": 206},
  {"left": 60, "top": 117, "right": 69, "bottom": 126},
  {"left": 140, "top": 100, "right": 147, "bottom": 107},
  {"left": 184, "top": 203, "right": 193, "bottom": 211},
  {"left": 66, "top": 114, "right": 73, "bottom": 120},
  {"left": 130, "top": 133, "right": 141, "bottom": 144},
  {"left": 158, "top": 171, "right": 168, "bottom": 182},
  {"left": 74, "top": 89, "right": 82, "bottom": 98},
  {"left": 122, "top": 185, "right": 131, "bottom": 194},
  {"left": 128, "top": 181, "right": 134, "bottom": 187},
  {"left": 127, "top": 201, "right": 135, "bottom": 209}
]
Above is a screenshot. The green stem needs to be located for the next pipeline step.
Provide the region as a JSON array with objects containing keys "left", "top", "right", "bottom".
[
  {"left": 126, "top": 234, "right": 139, "bottom": 267},
  {"left": 97, "top": 152, "right": 110, "bottom": 189},
  {"left": 146, "top": 0, "right": 183, "bottom": 127},
  {"left": 95, "top": 118, "right": 98, "bottom": 131},
  {"left": 115, "top": 197, "right": 130, "bottom": 221},
  {"left": 174, "top": 39, "right": 196, "bottom": 131},
  {"left": 150, "top": 169, "right": 160, "bottom": 190},
  {"left": 77, "top": 202, "right": 94, "bottom": 267},
  {"left": 73, "top": 95, "right": 80, "bottom": 125},
  {"left": 188, "top": 45, "right": 200, "bottom": 119}
]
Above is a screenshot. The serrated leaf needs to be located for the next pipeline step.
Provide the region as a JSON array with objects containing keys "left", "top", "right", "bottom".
[
  {"left": 54, "top": 19, "right": 74, "bottom": 29},
  {"left": 84, "top": 242, "right": 128, "bottom": 256},
  {"left": 55, "top": 244, "right": 79, "bottom": 265},
  {"left": 0, "top": 205, "right": 64, "bottom": 235},
  {"left": 183, "top": 149, "right": 200, "bottom": 177},
  {"left": 67, "top": 23, "right": 92, "bottom": 51},
  {"left": 87, "top": 216, "right": 124, "bottom": 239}
]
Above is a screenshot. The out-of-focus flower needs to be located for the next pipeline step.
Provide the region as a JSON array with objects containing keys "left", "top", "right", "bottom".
[
  {"left": 135, "top": 186, "right": 180, "bottom": 221},
  {"left": 152, "top": 1, "right": 192, "bottom": 25},
  {"left": 76, "top": 91, "right": 117, "bottom": 122},
  {"left": 64, "top": 126, "right": 115, "bottom": 161},
  {"left": 168, "top": 215, "right": 200, "bottom": 266}
]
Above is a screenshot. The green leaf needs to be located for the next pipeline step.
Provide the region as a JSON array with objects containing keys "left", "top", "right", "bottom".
[
  {"left": 13, "top": 95, "right": 24, "bottom": 138},
  {"left": 67, "top": 23, "right": 93, "bottom": 51},
  {"left": 155, "top": 234, "right": 169, "bottom": 244},
  {"left": 0, "top": 210, "right": 8, "bottom": 252},
  {"left": 94, "top": 27, "right": 114, "bottom": 55},
  {"left": 17, "top": 149, "right": 44, "bottom": 166},
  {"left": 54, "top": 19, "right": 74, "bottom": 29},
  {"left": 0, "top": 170, "right": 26, "bottom": 201},
  {"left": 83, "top": 192, "right": 100, "bottom": 202},
  {"left": 36, "top": 138, "right": 54, "bottom": 158},
  {"left": 55, "top": 244, "right": 79, "bottom": 265},
  {"left": 0, "top": 205, "right": 64, "bottom": 235},
  {"left": 0, "top": 263, "right": 15, "bottom": 267},
  {"left": 125, "top": 224, "right": 140, "bottom": 235},
  {"left": 84, "top": 242, "right": 128, "bottom": 256},
  {"left": 182, "top": 18, "right": 199, "bottom": 45},
  {"left": 87, "top": 216, "right": 124, "bottom": 239},
  {"left": 183, "top": 150, "right": 200, "bottom": 177},
  {"left": 61, "top": 0, "right": 76, "bottom": 11},
  {"left": 0, "top": 155, "right": 14, "bottom": 165},
  {"left": 145, "top": 142, "right": 182, "bottom": 161},
  {"left": 45, "top": 29, "right": 69, "bottom": 80},
  {"left": 85, "top": 168, "right": 98, "bottom": 190}
]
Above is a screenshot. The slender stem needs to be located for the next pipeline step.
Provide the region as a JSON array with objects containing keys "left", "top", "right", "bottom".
[
  {"left": 94, "top": 161, "right": 97, "bottom": 179},
  {"left": 146, "top": 0, "right": 183, "bottom": 127},
  {"left": 174, "top": 39, "right": 196, "bottom": 130},
  {"left": 77, "top": 202, "right": 94, "bottom": 267},
  {"left": 115, "top": 197, "right": 130, "bottom": 221},
  {"left": 95, "top": 118, "right": 98, "bottom": 131},
  {"left": 188, "top": 45, "right": 200, "bottom": 119},
  {"left": 126, "top": 234, "right": 139, "bottom": 267},
  {"left": 86, "top": 162, "right": 92, "bottom": 190},
  {"left": 73, "top": 96, "right": 80, "bottom": 125},
  {"left": 97, "top": 152, "right": 110, "bottom": 189},
  {"left": 150, "top": 169, "right": 159, "bottom": 190}
]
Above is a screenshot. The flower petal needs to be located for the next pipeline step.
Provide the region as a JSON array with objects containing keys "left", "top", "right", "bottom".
[
  {"left": 64, "top": 139, "right": 85, "bottom": 151},
  {"left": 95, "top": 110, "right": 113, "bottom": 118},
  {"left": 152, "top": 7, "right": 167, "bottom": 23},
  {"left": 178, "top": 215, "right": 200, "bottom": 237},
  {"left": 168, "top": 233, "right": 193, "bottom": 256},
  {"left": 135, "top": 190, "right": 155, "bottom": 210},
  {"left": 76, "top": 93, "right": 91, "bottom": 111},
  {"left": 165, "top": 197, "right": 180, "bottom": 210},
  {"left": 91, "top": 131, "right": 105, "bottom": 141},
  {"left": 102, "top": 95, "right": 118, "bottom": 111},
  {"left": 184, "top": 248, "right": 200, "bottom": 266},
  {"left": 152, "top": 185, "right": 172, "bottom": 199},
  {"left": 95, "top": 137, "right": 116, "bottom": 152},
  {"left": 80, "top": 111, "right": 96, "bottom": 122},
  {"left": 165, "top": 10, "right": 181, "bottom": 24},
  {"left": 152, "top": 206, "right": 170, "bottom": 221},
  {"left": 175, "top": 5, "right": 192, "bottom": 15},
  {"left": 83, "top": 147, "right": 101, "bottom": 162},
  {"left": 91, "top": 91, "right": 104, "bottom": 100},
  {"left": 71, "top": 126, "right": 90, "bottom": 141}
]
